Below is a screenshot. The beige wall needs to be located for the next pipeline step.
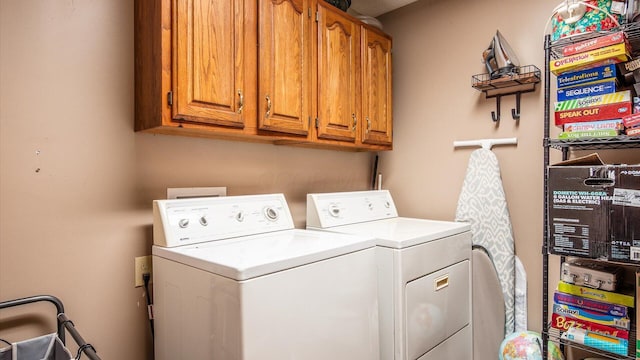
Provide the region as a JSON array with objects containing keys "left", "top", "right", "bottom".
[
  {"left": 379, "top": 0, "right": 640, "bottom": 337},
  {"left": 0, "top": 1, "right": 372, "bottom": 359}
]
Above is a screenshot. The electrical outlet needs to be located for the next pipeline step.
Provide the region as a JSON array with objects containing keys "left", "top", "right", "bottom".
[{"left": 134, "top": 255, "right": 152, "bottom": 287}]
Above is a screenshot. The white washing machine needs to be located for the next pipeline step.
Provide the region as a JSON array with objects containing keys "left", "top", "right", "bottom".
[
  {"left": 307, "top": 190, "right": 472, "bottom": 360},
  {"left": 152, "top": 194, "right": 380, "bottom": 360}
]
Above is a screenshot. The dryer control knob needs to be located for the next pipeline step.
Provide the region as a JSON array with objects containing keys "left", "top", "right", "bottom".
[
  {"left": 235, "top": 211, "right": 245, "bottom": 222},
  {"left": 178, "top": 219, "right": 189, "bottom": 228},
  {"left": 199, "top": 216, "right": 209, "bottom": 226},
  {"left": 264, "top": 207, "right": 279, "bottom": 221},
  {"left": 329, "top": 204, "right": 341, "bottom": 217}
]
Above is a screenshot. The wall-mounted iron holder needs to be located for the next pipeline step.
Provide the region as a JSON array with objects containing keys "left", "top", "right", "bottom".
[{"left": 472, "top": 65, "right": 541, "bottom": 122}]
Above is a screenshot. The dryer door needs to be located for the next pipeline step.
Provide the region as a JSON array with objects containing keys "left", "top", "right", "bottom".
[{"left": 405, "top": 260, "right": 470, "bottom": 360}]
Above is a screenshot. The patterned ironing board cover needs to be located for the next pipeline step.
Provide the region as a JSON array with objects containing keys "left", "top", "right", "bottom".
[{"left": 455, "top": 148, "right": 516, "bottom": 335}]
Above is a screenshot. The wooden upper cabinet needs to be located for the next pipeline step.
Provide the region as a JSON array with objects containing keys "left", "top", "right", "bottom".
[
  {"left": 316, "top": 2, "right": 360, "bottom": 142},
  {"left": 135, "top": 0, "right": 391, "bottom": 150},
  {"left": 173, "top": 0, "right": 249, "bottom": 128},
  {"left": 361, "top": 26, "right": 392, "bottom": 146},
  {"left": 258, "top": 0, "right": 312, "bottom": 136}
]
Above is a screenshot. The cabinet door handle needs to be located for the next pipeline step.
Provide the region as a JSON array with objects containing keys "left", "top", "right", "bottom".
[
  {"left": 237, "top": 89, "right": 244, "bottom": 114},
  {"left": 351, "top": 113, "right": 357, "bottom": 131},
  {"left": 366, "top": 117, "right": 371, "bottom": 133},
  {"left": 265, "top": 94, "right": 272, "bottom": 118}
]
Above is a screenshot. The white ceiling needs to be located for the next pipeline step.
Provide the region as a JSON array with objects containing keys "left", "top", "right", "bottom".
[{"left": 349, "top": 0, "right": 418, "bottom": 17}]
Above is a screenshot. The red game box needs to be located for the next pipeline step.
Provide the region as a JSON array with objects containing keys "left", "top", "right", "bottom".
[
  {"left": 551, "top": 312, "right": 629, "bottom": 340},
  {"left": 628, "top": 127, "right": 640, "bottom": 136},
  {"left": 555, "top": 101, "right": 632, "bottom": 126},
  {"left": 622, "top": 113, "right": 640, "bottom": 128},
  {"left": 562, "top": 32, "right": 627, "bottom": 57}
]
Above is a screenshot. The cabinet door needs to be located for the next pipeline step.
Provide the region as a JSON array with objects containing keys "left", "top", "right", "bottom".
[
  {"left": 174, "top": 0, "right": 247, "bottom": 128},
  {"left": 258, "top": 0, "right": 312, "bottom": 135},
  {"left": 361, "top": 27, "right": 392, "bottom": 145},
  {"left": 316, "top": 3, "right": 360, "bottom": 142}
]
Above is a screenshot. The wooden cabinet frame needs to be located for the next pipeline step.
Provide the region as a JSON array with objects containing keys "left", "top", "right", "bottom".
[{"left": 135, "top": 0, "right": 392, "bottom": 151}]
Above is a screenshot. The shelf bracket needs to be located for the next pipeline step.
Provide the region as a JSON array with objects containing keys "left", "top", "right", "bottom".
[
  {"left": 488, "top": 91, "right": 530, "bottom": 122},
  {"left": 471, "top": 64, "right": 541, "bottom": 123},
  {"left": 511, "top": 92, "right": 521, "bottom": 120},
  {"left": 491, "top": 95, "right": 501, "bottom": 122}
]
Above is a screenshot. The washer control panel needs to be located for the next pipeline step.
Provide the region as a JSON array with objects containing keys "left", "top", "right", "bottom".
[
  {"left": 307, "top": 190, "right": 398, "bottom": 228},
  {"left": 153, "top": 194, "right": 294, "bottom": 247}
]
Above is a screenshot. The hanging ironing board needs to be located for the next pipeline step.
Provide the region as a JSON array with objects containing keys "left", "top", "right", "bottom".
[{"left": 455, "top": 147, "right": 516, "bottom": 335}]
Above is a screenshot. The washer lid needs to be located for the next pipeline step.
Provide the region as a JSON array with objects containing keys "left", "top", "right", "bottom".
[
  {"left": 152, "top": 229, "right": 375, "bottom": 280},
  {"left": 310, "top": 217, "right": 470, "bottom": 249}
]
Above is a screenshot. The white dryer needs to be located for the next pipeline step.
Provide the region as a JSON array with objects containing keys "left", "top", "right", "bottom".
[
  {"left": 152, "top": 194, "right": 380, "bottom": 360},
  {"left": 307, "top": 190, "right": 472, "bottom": 360}
]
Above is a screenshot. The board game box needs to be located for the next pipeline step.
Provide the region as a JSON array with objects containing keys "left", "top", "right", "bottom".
[
  {"left": 628, "top": 127, "right": 640, "bottom": 136},
  {"left": 622, "top": 113, "right": 640, "bottom": 128},
  {"left": 555, "top": 90, "right": 630, "bottom": 111},
  {"left": 563, "top": 119, "right": 624, "bottom": 132},
  {"left": 562, "top": 32, "right": 626, "bottom": 57},
  {"left": 556, "top": 281, "right": 635, "bottom": 308},
  {"left": 561, "top": 327, "right": 628, "bottom": 356},
  {"left": 557, "top": 64, "right": 617, "bottom": 89},
  {"left": 551, "top": 312, "right": 629, "bottom": 340},
  {"left": 554, "top": 291, "right": 629, "bottom": 317},
  {"left": 555, "top": 101, "right": 632, "bottom": 126},
  {"left": 557, "top": 79, "right": 617, "bottom": 102},
  {"left": 558, "top": 129, "right": 620, "bottom": 139},
  {"left": 553, "top": 303, "right": 630, "bottom": 330},
  {"left": 551, "top": 43, "right": 629, "bottom": 75}
]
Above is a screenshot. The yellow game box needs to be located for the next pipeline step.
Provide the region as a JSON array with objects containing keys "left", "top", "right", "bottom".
[
  {"left": 551, "top": 43, "right": 629, "bottom": 75},
  {"left": 557, "top": 281, "right": 635, "bottom": 308}
]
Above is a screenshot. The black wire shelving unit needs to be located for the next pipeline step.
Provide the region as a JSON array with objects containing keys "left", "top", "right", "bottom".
[{"left": 542, "top": 22, "right": 640, "bottom": 360}]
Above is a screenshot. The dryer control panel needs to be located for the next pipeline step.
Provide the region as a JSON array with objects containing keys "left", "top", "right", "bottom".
[
  {"left": 153, "top": 194, "right": 294, "bottom": 247},
  {"left": 307, "top": 190, "right": 398, "bottom": 228}
]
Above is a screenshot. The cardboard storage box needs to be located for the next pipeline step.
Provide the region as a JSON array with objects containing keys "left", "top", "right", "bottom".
[
  {"left": 609, "top": 166, "right": 640, "bottom": 263},
  {"left": 548, "top": 157, "right": 640, "bottom": 262}
]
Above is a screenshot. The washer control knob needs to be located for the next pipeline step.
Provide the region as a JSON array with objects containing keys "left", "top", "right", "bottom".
[
  {"left": 384, "top": 201, "right": 391, "bottom": 208},
  {"left": 329, "top": 204, "right": 341, "bottom": 217},
  {"left": 199, "top": 216, "right": 209, "bottom": 226},
  {"left": 178, "top": 219, "right": 189, "bottom": 228},
  {"left": 235, "top": 211, "right": 245, "bottom": 222},
  {"left": 264, "top": 207, "right": 279, "bottom": 221},
  {"left": 367, "top": 202, "right": 374, "bottom": 210}
]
